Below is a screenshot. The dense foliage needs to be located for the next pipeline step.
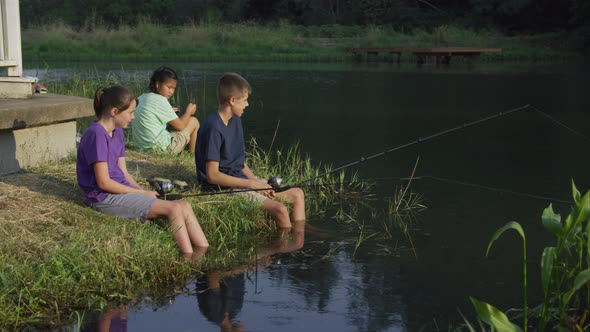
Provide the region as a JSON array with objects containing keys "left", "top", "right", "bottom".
[{"left": 19, "top": 0, "right": 589, "bottom": 35}]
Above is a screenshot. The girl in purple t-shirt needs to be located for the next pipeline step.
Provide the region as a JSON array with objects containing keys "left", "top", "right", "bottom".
[{"left": 77, "top": 86, "right": 208, "bottom": 257}]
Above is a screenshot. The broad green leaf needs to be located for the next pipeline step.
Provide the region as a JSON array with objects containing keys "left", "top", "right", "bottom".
[
  {"left": 564, "top": 213, "right": 574, "bottom": 233},
  {"left": 470, "top": 297, "right": 523, "bottom": 332},
  {"left": 487, "top": 222, "right": 526, "bottom": 256},
  {"left": 572, "top": 180, "right": 581, "bottom": 203},
  {"left": 573, "top": 268, "right": 590, "bottom": 291},
  {"left": 574, "top": 190, "right": 590, "bottom": 224},
  {"left": 562, "top": 269, "right": 590, "bottom": 305},
  {"left": 541, "top": 204, "right": 562, "bottom": 235},
  {"left": 541, "top": 247, "right": 555, "bottom": 296}
]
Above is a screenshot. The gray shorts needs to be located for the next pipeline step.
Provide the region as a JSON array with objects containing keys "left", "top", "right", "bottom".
[{"left": 91, "top": 193, "right": 157, "bottom": 221}]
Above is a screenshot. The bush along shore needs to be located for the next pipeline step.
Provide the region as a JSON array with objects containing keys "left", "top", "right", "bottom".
[{"left": 22, "top": 22, "right": 583, "bottom": 63}]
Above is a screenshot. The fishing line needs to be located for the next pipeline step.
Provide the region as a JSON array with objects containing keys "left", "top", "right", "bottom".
[
  {"left": 530, "top": 105, "right": 590, "bottom": 143},
  {"left": 413, "top": 175, "right": 573, "bottom": 204},
  {"left": 158, "top": 174, "right": 573, "bottom": 205},
  {"left": 155, "top": 103, "right": 587, "bottom": 200},
  {"left": 294, "top": 104, "right": 532, "bottom": 186},
  {"left": 157, "top": 104, "right": 533, "bottom": 199},
  {"left": 334, "top": 175, "right": 573, "bottom": 204}
]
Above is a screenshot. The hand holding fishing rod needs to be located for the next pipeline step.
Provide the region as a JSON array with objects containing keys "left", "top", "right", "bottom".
[
  {"left": 148, "top": 176, "right": 291, "bottom": 200},
  {"left": 150, "top": 104, "right": 537, "bottom": 200}
]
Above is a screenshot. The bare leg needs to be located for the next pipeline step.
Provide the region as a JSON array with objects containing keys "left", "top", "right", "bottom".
[
  {"left": 191, "top": 246, "right": 208, "bottom": 261},
  {"left": 275, "top": 187, "right": 306, "bottom": 222},
  {"left": 187, "top": 117, "right": 200, "bottom": 154},
  {"left": 147, "top": 199, "right": 208, "bottom": 255},
  {"left": 261, "top": 199, "right": 291, "bottom": 229},
  {"left": 179, "top": 200, "right": 208, "bottom": 247}
]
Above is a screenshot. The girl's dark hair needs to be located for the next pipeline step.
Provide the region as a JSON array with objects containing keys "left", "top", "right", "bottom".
[
  {"left": 93, "top": 86, "right": 138, "bottom": 118},
  {"left": 148, "top": 66, "right": 178, "bottom": 93}
]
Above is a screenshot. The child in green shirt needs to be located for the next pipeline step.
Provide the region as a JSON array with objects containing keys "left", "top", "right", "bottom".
[{"left": 132, "top": 66, "right": 199, "bottom": 154}]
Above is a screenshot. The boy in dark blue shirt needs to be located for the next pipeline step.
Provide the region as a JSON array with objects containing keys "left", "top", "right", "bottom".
[{"left": 195, "top": 72, "right": 305, "bottom": 229}]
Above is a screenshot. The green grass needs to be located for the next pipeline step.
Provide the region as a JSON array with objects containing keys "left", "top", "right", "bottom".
[
  {"left": 0, "top": 71, "right": 426, "bottom": 329},
  {"left": 22, "top": 22, "right": 583, "bottom": 63},
  {"left": 0, "top": 134, "right": 372, "bottom": 330},
  {"left": 0, "top": 151, "right": 264, "bottom": 329}
]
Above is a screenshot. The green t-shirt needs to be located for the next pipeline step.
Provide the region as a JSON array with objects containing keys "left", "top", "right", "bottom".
[{"left": 132, "top": 92, "right": 178, "bottom": 151}]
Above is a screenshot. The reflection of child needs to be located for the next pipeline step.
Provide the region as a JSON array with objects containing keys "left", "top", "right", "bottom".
[
  {"left": 196, "top": 222, "right": 304, "bottom": 332},
  {"left": 132, "top": 66, "right": 200, "bottom": 154},
  {"left": 195, "top": 72, "right": 305, "bottom": 229},
  {"left": 76, "top": 86, "right": 208, "bottom": 256},
  {"left": 81, "top": 306, "right": 128, "bottom": 332},
  {"left": 197, "top": 273, "right": 246, "bottom": 332}
]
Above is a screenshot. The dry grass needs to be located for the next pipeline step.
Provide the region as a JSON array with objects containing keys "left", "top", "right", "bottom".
[
  {"left": 0, "top": 135, "right": 373, "bottom": 329},
  {"left": 0, "top": 149, "right": 271, "bottom": 329}
]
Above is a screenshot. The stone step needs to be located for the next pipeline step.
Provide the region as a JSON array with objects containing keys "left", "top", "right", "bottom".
[{"left": 0, "top": 76, "right": 37, "bottom": 98}]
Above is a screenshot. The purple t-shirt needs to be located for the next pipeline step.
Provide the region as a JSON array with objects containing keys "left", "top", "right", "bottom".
[{"left": 76, "top": 122, "right": 130, "bottom": 204}]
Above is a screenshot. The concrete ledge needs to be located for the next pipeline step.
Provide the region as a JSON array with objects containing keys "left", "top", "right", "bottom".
[
  {"left": 0, "top": 93, "right": 93, "bottom": 130},
  {"left": 0, "top": 93, "right": 93, "bottom": 175},
  {"left": 0, "top": 76, "right": 37, "bottom": 98},
  {"left": 0, "top": 121, "right": 76, "bottom": 175}
]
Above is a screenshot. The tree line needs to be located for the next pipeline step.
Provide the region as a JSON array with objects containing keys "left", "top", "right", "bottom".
[{"left": 19, "top": 0, "right": 590, "bottom": 36}]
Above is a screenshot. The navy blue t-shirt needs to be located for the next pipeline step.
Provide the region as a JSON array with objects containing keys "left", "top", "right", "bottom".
[{"left": 195, "top": 112, "right": 246, "bottom": 189}]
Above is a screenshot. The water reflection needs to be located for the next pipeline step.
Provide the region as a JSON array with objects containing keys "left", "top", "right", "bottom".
[
  {"left": 28, "top": 62, "right": 590, "bottom": 330},
  {"left": 196, "top": 221, "right": 306, "bottom": 331},
  {"left": 80, "top": 306, "right": 128, "bottom": 332}
]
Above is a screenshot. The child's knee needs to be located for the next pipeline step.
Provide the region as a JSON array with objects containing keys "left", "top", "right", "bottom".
[
  {"left": 274, "top": 204, "right": 289, "bottom": 218},
  {"left": 264, "top": 201, "right": 287, "bottom": 216},
  {"left": 290, "top": 188, "right": 304, "bottom": 202},
  {"left": 295, "top": 188, "right": 304, "bottom": 200},
  {"left": 178, "top": 200, "right": 194, "bottom": 213},
  {"left": 166, "top": 200, "right": 187, "bottom": 217},
  {"left": 189, "top": 117, "right": 199, "bottom": 130}
]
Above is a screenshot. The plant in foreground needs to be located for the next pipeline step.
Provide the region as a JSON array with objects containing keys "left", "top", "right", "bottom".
[{"left": 468, "top": 181, "right": 590, "bottom": 332}]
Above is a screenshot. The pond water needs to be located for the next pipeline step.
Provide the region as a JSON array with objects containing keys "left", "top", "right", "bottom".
[{"left": 25, "top": 61, "right": 590, "bottom": 331}]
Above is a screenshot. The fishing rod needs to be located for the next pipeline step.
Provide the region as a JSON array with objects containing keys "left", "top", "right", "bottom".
[
  {"left": 150, "top": 176, "right": 380, "bottom": 200},
  {"left": 151, "top": 173, "right": 575, "bottom": 205},
  {"left": 151, "top": 104, "right": 534, "bottom": 199},
  {"left": 295, "top": 103, "right": 532, "bottom": 186}
]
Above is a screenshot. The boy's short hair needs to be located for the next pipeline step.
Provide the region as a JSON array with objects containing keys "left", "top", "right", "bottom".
[{"left": 217, "top": 72, "right": 252, "bottom": 104}]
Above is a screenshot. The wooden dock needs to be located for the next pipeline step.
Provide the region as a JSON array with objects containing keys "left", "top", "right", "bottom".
[{"left": 345, "top": 47, "right": 502, "bottom": 64}]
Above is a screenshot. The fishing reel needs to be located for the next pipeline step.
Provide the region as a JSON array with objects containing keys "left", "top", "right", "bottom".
[
  {"left": 268, "top": 176, "right": 290, "bottom": 192},
  {"left": 148, "top": 177, "right": 189, "bottom": 196},
  {"left": 148, "top": 177, "right": 174, "bottom": 195}
]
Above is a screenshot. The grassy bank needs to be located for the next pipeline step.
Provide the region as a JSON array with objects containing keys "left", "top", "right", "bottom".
[
  {"left": 0, "top": 138, "right": 370, "bottom": 330},
  {"left": 0, "top": 69, "right": 423, "bottom": 330},
  {"left": 22, "top": 22, "right": 582, "bottom": 63}
]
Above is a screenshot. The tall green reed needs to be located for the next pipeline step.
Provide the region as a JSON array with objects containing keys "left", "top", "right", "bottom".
[{"left": 468, "top": 181, "right": 590, "bottom": 331}]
